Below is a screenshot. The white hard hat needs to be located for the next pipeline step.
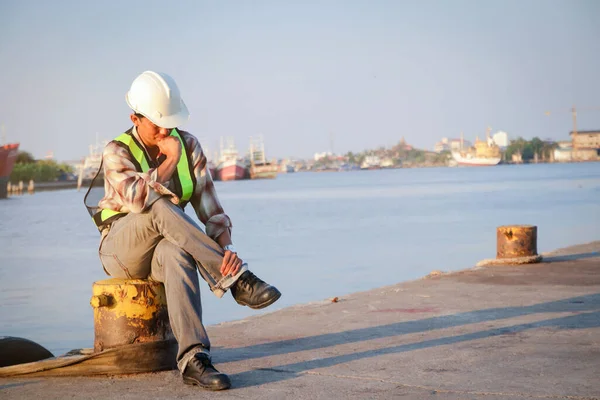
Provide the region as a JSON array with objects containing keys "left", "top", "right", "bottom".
[{"left": 125, "top": 71, "right": 189, "bottom": 128}]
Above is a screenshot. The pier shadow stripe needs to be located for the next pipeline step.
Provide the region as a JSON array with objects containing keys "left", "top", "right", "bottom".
[
  {"left": 542, "top": 252, "right": 599, "bottom": 263},
  {"left": 228, "top": 310, "right": 600, "bottom": 389},
  {"left": 217, "top": 293, "right": 600, "bottom": 364},
  {"left": 0, "top": 381, "right": 40, "bottom": 390}
]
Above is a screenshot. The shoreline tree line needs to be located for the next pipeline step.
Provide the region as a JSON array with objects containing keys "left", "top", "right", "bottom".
[
  {"left": 10, "top": 151, "right": 74, "bottom": 184},
  {"left": 10, "top": 136, "right": 563, "bottom": 183}
]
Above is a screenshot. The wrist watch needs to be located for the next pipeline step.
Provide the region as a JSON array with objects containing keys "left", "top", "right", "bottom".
[{"left": 223, "top": 244, "right": 237, "bottom": 253}]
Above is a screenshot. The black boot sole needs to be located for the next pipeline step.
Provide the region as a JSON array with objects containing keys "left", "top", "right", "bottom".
[
  {"left": 183, "top": 376, "right": 231, "bottom": 391},
  {"left": 235, "top": 290, "right": 281, "bottom": 310}
]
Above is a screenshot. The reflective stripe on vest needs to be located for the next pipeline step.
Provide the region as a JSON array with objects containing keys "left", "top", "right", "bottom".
[
  {"left": 171, "top": 129, "right": 194, "bottom": 202},
  {"left": 99, "top": 208, "right": 122, "bottom": 220},
  {"left": 114, "top": 132, "right": 150, "bottom": 172},
  {"left": 93, "top": 128, "right": 194, "bottom": 227}
]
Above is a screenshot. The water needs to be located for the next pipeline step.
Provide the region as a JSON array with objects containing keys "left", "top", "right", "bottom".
[{"left": 1, "top": 163, "right": 599, "bottom": 356}]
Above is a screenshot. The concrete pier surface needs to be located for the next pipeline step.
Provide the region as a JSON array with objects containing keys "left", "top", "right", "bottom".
[{"left": 2, "top": 241, "right": 599, "bottom": 399}]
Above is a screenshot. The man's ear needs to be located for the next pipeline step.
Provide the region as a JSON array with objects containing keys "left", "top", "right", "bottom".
[{"left": 130, "top": 113, "right": 139, "bottom": 126}]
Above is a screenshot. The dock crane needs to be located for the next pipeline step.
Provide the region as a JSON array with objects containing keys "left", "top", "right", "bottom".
[{"left": 544, "top": 106, "right": 600, "bottom": 150}]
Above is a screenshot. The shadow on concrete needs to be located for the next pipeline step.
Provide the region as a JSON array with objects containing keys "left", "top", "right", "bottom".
[
  {"left": 0, "top": 381, "right": 39, "bottom": 390},
  {"left": 543, "top": 252, "right": 599, "bottom": 263},
  {"left": 219, "top": 293, "right": 600, "bottom": 389},
  {"left": 219, "top": 293, "right": 600, "bottom": 364}
]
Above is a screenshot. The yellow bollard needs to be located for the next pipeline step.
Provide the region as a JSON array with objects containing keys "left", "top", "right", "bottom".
[
  {"left": 90, "top": 278, "right": 175, "bottom": 354},
  {"left": 28, "top": 180, "right": 34, "bottom": 194},
  {"left": 0, "top": 278, "right": 178, "bottom": 377}
]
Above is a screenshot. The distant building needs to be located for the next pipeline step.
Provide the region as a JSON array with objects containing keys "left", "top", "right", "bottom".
[
  {"left": 557, "top": 140, "right": 572, "bottom": 149},
  {"left": 452, "top": 138, "right": 471, "bottom": 151},
  {"left": 492, "top": 131, "right": 509, "bottom": 148},
  {"left": 434, "top": 140, "right": 448, "bottom": 153},
  {"left": 572, "top": 148, "right": 599, "bottom": 161},
  {"left": 512, "top": 153, "right": 523, "bottom": 163},
  {"left": 380, "top": 158, "right": 395, "bottom": 168},
  {"left": 434, "top": 137, "right": 472, "bottom": 153},
  {"left": 314, "top": 151, "right": 333, "bottom": 161},
  {"left": 570, "top": 130, "right": 600, "bottom": 161},
  {"left": 361, "top": 155, "right": 381, "bottom": 169},
  {"left": 570, "top": 130, "right": 600, "bottom": 149},
  {"left": 397, "top": 137, "right": 413, "bottom": 151},
  {"left": 553, "top": 148, "right": 573, "bottom": 162},
  {"left": 553, "top": 131, "right": 600, "bottom": 162}
]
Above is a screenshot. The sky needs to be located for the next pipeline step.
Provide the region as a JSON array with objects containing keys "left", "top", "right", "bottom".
[{"left": 1, "top": 0, "right": 599, "bottom": 161}]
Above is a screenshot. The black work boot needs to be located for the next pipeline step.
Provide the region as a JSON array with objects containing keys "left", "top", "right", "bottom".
[
  {"left": 230, "top": 271, "right": 281, "bottom": 309},
  {"left": 182, "top": 353, "right": 231, "bottom": 391}
]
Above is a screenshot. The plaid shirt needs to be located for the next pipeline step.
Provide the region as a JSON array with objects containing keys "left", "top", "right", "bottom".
[{"left": 97, "top": 126, "right": 231, "bottom": 241}]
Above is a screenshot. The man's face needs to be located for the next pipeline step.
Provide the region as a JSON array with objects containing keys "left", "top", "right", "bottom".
[{"left": 130, "top": 114, "right": 171, "bottom": 147}]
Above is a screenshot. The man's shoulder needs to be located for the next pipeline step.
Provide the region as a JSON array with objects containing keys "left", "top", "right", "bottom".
[
  {"left": 105, "top": 128, "right": 134, "bottom": 147},
  {"left": 111, "top": 127, "right": 134, "bottom": 141},
  {"left": 103, "top": 138, "right": 130, "bottom": 158},
  {"left": 177, "top": 129, "right": 203, "bottom": 151},
  {"left": 177, "top": 129, "right": 199, "bottom": 143}
]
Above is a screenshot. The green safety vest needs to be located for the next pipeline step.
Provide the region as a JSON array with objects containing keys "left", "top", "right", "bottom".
[{"left": 91, "top": 128, "right": 195, "bottom": 228}]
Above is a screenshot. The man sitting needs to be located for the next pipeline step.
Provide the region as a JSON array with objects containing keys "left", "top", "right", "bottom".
[{"left": 86, "top": 70, "right": 281, "bottom": 391}]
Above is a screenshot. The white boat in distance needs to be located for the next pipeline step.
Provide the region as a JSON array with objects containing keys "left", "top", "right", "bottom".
[
  {"left": 451, "top": 128, "right": 502, "bottom": 166},
  {"left": 450, "top": 152, "right": 501, "bottom": 166}
]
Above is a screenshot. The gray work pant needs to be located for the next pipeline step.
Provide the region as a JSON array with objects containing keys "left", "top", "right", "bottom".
[{"left": 97, "top": 197, "right": 247, "bottom": 371}]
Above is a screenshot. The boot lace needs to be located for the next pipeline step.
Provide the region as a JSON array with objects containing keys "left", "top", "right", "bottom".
[
  {"left": 238, "top": 271, "right": 263, "bottom": 290},
  {"left": 189, "top": 353, "right": 215, "bottom": 373}
]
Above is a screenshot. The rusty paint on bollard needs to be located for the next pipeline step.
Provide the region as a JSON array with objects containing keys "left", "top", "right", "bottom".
[
  {"left": 90, "top": 278, "right": 174, "bottom": 353},
  {"left": 476, "top": 225, "right": 542, "bottom": 267},
  {"left": 496, "top": 225, "right": 538, "bottom": 259}
]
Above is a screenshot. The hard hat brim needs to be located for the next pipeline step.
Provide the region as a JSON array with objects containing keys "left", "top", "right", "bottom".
[{"left": 126, "top": 93, "right": 190, "bottom": 129}]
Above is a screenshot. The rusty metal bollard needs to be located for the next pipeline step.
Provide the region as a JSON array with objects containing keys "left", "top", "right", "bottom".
[
  {"left": 90, "top": 279, "right": 175, "bottom": 358},
  {"left": 476, "top": 225, "right": 542, "bottom": 266},
  {"left": 496, "top": 225, "right": 538, "bottom": 259}
]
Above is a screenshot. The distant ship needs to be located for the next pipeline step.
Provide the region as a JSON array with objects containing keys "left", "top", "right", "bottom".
[
  {"left": 77, "top": 139, "right": 108, "bottom": 191},
  {"left": 216, "top": 137, "right": 248, "bottom": 181},
  {"left": 207, "top": 160, "right": 217, "bottom": 180},
  {"left": 360, "top": 155, "right": 382, "bottom": 170},
  {"left": 200, "top": 143, "right": 218, "bottom": 180},
  {"left": 451, "top": 128, "right": 501, "bottom": 166},
  {"left": 0, "top": 142, "right": 19, "bottom": 199},
  {"left": 217, "top": 158, "right": 247, "bottom": 181},
  {"left": 247, "top": 136, "right": 278, "bottom": 180},
  {"left": 279, "top": 162, "right": 295, "bottom": 173}
]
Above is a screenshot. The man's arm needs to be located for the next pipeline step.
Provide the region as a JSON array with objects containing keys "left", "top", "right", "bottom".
[
  {"left": 102, "top": 142, "right": 178, "bottom": 213},
  {"left": 184, "top": 133, "right": 242, "bottom": 276},
  {"left": 185, "top": 134, "right": 232, "bottom": 241}
]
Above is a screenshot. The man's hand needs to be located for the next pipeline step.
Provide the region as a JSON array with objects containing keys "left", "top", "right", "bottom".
[
  {"left": 157, "top": 136, "right": 182, "bottom": 159},
  {"left": 220, "top": 251, "right": 242, "bottom": 277},
  {"left": 155, "top": 137, "right": 181, "bottom": 183}
]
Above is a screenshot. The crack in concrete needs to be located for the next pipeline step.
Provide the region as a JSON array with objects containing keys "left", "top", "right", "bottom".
[{"left": 255, "top": 367, "right": 296, "bottom": 374}]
